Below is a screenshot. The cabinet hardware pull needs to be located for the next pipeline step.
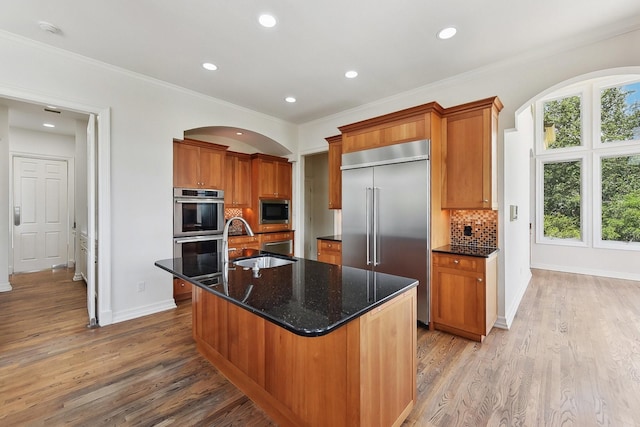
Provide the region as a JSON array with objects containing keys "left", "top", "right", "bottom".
[
  {"left": 453, "top": 259, "right": 459, "bottom": 264},
  {"left": 483, "top": 199, "right": 489, "bottom": 203},
  {"left": 477, "top": 278, "right": 483, "bottom": 282}
]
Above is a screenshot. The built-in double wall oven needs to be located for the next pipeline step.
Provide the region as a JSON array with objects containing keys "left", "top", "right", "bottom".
[{"left": 173, "top": 187, "right": 224, "bottom": 259}]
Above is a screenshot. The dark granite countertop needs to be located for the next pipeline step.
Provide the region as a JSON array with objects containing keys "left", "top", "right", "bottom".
[
  {"left": 155, "top": 252, "right": 417, "bottom": 337},
  {"left": 432, "top": 245, "right": 499, "bottom": 258},
  {"left": 317, "top": 235, "right": 342, "bottom": 242}
]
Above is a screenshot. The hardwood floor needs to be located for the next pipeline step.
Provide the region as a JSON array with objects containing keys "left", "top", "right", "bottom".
[{"left": 1, "top": 268, "right": 639, "bottom": 426}]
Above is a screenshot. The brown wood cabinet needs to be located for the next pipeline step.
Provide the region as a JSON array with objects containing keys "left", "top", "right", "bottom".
[
  {"left": 325, "top": 135, "right": 342, "bottom": 209},
  {"left": 251, "top": 154, "right": 292, "bottom": 199},
  {"left": 317, "top": 239, "right": 341, "bottom": 265},
  {"left": 224, "top": 151, "right": 251, "bottom": 207},
  {"left": 173, "top": 138, "right": 227, "bottom": 189},
  {"left": 442, "top": 97, "right": 503, "bottom": 209},
  {"left": 173, "top": 277, "right": 192, "bottom": 301},
  {"left": 431, "top": 252, "right": 497, "bottom": 342},
  {"left": 227, "top": 234, "right": 260, "bottom": 258},
  {"left": 339, "top": 102, "right": 443, "bottom": 154},
  {"left": 192, "top": 285, "right": 416, "bottom": 427}
]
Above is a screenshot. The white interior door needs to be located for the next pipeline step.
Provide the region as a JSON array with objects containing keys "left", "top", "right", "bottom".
[
  {"left": 86, "top": 114, "right": 97, "bottom": 327},
  {"left": 13, "top": 156, "right": 69, "bottom": 273}
]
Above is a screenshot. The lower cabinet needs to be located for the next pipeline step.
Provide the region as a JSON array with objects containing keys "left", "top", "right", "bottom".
[
  {"left": 431, "top": 252, "right": 497, "bottom": 342},
  {"left": 317, "top": 239, "right": 341, "bottom": 265},
  {"left": 173, "top": 277, "right": 192, "bottom": 301},
  {"left": 228, "top": 235, "right": 261, "bottom": 258}
]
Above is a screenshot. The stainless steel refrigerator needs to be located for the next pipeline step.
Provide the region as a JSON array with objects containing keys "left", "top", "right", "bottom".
[{"left": 341, "top": 140, "right": 430, "bottom": 324}]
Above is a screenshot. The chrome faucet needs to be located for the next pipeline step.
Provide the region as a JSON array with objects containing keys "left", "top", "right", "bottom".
[{"left": 222, "top": 216, "right": 255, "bottom": 266}]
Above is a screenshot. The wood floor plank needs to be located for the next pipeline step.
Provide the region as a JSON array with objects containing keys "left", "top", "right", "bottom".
[{"left": 1, "top": 268, "right": 640, "bottom": 426}]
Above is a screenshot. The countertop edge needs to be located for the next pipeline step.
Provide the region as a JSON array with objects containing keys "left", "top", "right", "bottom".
[{"left": 432, "top": 245, "right": 500, "bottom": 258}]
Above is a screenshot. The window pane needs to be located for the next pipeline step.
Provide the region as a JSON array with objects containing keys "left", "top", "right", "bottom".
[
  {"left": 601, "top": 81, "right": 640, "bottom": 143},
  {"left": 543, "top": 160, "right": 582, "bottom": 239},
  {"left": 543, "top": 95, "right": 582, "bottom": 149},
  {"left": 601, "top": 155, "right": 640, "bottom": 242}
]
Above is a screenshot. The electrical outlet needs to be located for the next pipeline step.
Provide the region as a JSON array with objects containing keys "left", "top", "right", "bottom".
[{"left": 137, "top": 281, "right": 145, "bottom": 292}]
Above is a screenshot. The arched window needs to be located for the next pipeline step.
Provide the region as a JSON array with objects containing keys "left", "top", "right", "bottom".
[{"left": 535, "top": 76, "right": 640, "bottom": 250}]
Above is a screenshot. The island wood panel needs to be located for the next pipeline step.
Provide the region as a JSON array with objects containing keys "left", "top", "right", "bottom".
[
  {"left": 192, "top": 286, "right": 416, "bottom": 427},
  {"left": 359, "top": 288, "right": 416, "bottom": 427},
  {"left": 227, "top": 302, "right": 267, "bottom": 386}
]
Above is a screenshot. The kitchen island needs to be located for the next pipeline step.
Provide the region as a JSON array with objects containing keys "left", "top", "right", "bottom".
[{"left": 155, "top": 252, "right": 417, "bottom": 427}]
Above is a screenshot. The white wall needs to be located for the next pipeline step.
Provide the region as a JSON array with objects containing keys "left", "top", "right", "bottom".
[
  {"left": 0, "top": 105, "right": 9, "bottom": 291},
  {"left": 0, "top": 32, "right": 298, "bottom": 324},
  {"left": 297, "top": 28, "right": 640, "bottom": 326}
]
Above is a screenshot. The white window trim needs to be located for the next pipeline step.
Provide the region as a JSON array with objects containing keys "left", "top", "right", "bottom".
[
  {"left": 593, "top": 147, "right": 640, "bottom": 251},
  {"left": 593, "top": 77, "right": 640, "bottom": 148},
  {"left": 535, "top": 75, "right": 640, "bottom": 251},
  {"left": 535, "top": 154, "right": 590, "bottom": 247},
  {"left": 535, "top": 88, "right": 588, "bottom": 155}
]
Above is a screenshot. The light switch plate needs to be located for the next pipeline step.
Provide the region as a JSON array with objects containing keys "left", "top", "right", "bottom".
[{"left": 510, "top": 205, "right": 518, "bottom": 221}]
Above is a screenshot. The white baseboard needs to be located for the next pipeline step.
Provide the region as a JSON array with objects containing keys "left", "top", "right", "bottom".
[
  {"left": 0, "top": 282, "right": 13, "bottom": 292},
  {"left": 98, "top": 309, "right": 113, "bottom": 326},
  {"left": 494, "top": 270, "right": 533, "bottom": 330},
  {"left": 110, "top": 300, "right": 177, "bottom": 324},
  {"left": 531, "top": 263, "right": 640, "bottom": 281}
]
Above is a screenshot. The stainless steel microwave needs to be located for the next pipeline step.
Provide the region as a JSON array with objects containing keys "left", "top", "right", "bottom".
[{"left": 259, "top": 199, "right": 290, "bottom": 224}]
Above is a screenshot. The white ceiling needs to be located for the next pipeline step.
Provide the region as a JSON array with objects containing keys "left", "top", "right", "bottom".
[{"left": 2, "top": 0, "right": 640, "bottom": 136}]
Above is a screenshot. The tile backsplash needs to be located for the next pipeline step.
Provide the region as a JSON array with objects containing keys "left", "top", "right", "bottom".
[
  {"left": 450, "top": 210, "right": 498, "bottom": 247},
  {"left": 224, "top": 208, "right": 245, "bottom": 234}
]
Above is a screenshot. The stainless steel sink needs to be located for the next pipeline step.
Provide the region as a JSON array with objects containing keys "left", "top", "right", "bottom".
[{"left": 234, "top": 255, "right": 296, "bottom": 269}]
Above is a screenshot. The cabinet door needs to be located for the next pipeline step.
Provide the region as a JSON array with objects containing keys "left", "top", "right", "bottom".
[
  {"left": 317, "top": 240, "right": 341, "bottom": 265},
  {"left": 275, "top": 161, "right": 292, "bottom": 198},
  {"left": 327, "top": 137, "right": 342, "bottom": 209},
  {"left": 225, "top": 154, "right": 251, "bottom": 207},
  {"left": 432, "top": 265, "right": 485, "bottom": 335},
  {"left": 199, "top": 147, "right": 225, "bottom": 189},
  {"left": 442, "top": 98, "right": 501, "bottom": 209},
  {"left": 257, "top": 158, "right": 278, "bottom": 197},
  {"left": 173, "top": 142, "right": 200, "bottom": 187},
  {"left": 234, "top": 155, "right": 252, "bottom": 206}
]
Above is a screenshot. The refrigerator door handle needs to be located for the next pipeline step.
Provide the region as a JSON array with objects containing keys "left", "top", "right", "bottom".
[
  {"left": 373, "top": 187, "right": 380, "bottom": 266},
  {"left": 366, "top": 187, "right": 372, "bottom": 265}
]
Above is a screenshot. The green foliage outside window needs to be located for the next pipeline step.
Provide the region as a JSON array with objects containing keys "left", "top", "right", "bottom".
[
  {"left": 543, "top": 161, "right": 581, "bottom": 239},
  {"left": 543, "top": 95, "right": 582, "bottom": 149},
  {"left": 601, "top": 156, "right": 640, "bottom": 242}
]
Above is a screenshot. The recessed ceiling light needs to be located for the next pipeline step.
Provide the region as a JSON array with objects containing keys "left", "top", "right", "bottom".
[
  {"left": 345, "top": 70, "right": 358, "bottom": 79},
  {"left": 437, "top": 27, "right": 457, "bottom": 40},
  {"left": 258, "top": 14, "right": 277, "bottom": 28},
  {"left": 46, "top": 105, "right": 58, "bottom": 109},
  {"left": 236, "top": 132, "right": 243, "bottom": 135},
  {"left": 285, "top": 96, "right": 296, "bottom": 103},
  {"left": 202, "top": 62, "right": 218, "bottom": 71},
  {"left": 43, "top": 123, "right": 55, "bottom": 128}
]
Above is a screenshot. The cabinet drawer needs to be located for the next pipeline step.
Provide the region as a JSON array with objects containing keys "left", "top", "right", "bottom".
[
  {"left": 173, "top": 278, "right": 192, "bottom": 301},
  {"left": 318, "top": 240, "right": 342, "bottom": 254},
  {"left": 260, "top": 231, "right": 294, "bottom": 242},
  {"left": 433, "top": 253, "right": 483, "bottom": 273},
  {"left": 229, "top": 235, "right": 259, "bottom": 246}
]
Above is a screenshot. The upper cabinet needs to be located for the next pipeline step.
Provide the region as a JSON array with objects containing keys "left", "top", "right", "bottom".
[
  {"left": 251, "top": 154, "right": 292, "bottom": 199},
  {"left": 325, "top": 135, "right": 342, "bottom": 210},
  {"left": 173, "top": 138, "right": 227, "bottom": 189},
  {"left": 339, "top": 102, "right": 443, "bottom": 154},
  {"left": 441, "top": 97, "right": 503, "bottom": 210},
  {"left": 225, "top": 151, "right": 251, "bottom": 208}
]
